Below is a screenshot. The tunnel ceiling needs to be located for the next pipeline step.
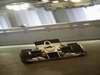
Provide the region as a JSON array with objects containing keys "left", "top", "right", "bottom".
[
  {"left": 0, "top": 0, "right": 100, "bottom": 3},
  {"left": 0, "top": 0, "right": 100, "bottom": 8},
  {"left": 0, "top": 0, "right": 100, "bottom": 4},
  {"left": 0, "top": 0, "right": 40, "bottom": 7}
]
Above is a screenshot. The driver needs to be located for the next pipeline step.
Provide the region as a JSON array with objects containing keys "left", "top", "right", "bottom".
[{"left": 42, "top": 41, "right": 56, "bottom": 53}]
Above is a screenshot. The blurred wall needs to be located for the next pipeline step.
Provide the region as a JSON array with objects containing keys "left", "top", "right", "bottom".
[
  {"left": 1, "top": 5, "right": 100, "bottom": 28},
  {"left": 53, "top": 5, "right": 100, "bottom": 23},
  {"left": 0, "top": 5, "right": 100, "bottom": 45},
  {"left": 0, "top": 20, "right": 100, "bottom": 46}
]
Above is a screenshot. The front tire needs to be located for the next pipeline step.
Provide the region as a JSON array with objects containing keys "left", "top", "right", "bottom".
[{"left": 20, "top": 49, "right": 33, "bottom": 64}]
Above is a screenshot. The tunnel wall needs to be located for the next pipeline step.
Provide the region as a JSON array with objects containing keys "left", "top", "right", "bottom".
[{"left": 0, "top": 20, "right": 100, "bottom": 46}]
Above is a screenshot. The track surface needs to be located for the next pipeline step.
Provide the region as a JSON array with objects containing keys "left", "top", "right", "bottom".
[{"left": 0, "top": 40, "right": 100, "bottom": 75}]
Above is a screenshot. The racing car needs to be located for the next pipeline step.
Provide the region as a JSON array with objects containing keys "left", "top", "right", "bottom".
[{"left": 20, "top": 39, "right": 87, "bottom": 64}]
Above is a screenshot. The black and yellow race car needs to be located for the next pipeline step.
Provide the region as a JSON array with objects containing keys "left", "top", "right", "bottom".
[{"left": 20, "top": 39, "right": 87, "bottom": 64}]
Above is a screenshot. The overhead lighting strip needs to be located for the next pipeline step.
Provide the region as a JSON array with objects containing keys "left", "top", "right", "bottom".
[{"left": 6, "top": 3, "right": 30, "bottom": 11}]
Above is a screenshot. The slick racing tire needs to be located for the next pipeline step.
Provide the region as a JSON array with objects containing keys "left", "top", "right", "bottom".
[
  {"left": 67, "top": 43, "right": 85, "bottom": 53},
  {"left": 20, "top": 49, "right": 33, "bottom": 64}
]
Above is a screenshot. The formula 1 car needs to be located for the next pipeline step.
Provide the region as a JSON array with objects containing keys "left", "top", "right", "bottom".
[{"left": 20, "top": 39, "right": 87, "bottom": 64}]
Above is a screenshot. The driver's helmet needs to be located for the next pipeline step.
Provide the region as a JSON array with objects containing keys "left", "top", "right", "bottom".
[{"left": 45, "top": 41, "right": 50, "bottom": 45}]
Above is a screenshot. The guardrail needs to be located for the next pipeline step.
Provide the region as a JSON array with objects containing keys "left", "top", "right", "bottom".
[{"left": 0, "top": 20, "right": 100, "bottom": 33}]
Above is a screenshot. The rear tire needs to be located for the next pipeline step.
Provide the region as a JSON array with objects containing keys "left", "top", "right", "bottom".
[{"left": 67, "top": 43, "right": 84, "bottom": 53}]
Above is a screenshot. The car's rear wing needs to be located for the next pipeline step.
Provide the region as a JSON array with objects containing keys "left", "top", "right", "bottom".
[{"left": 34, "top": 39, "right": 60, "bottom": 45}]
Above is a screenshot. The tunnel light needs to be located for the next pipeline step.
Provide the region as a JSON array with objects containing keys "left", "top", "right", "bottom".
[
  {"left": 6, "top": 3, "right": 30, "bottom": 11},
  {"left": 64, "top": 0, "right": 68, "bottom": 1},
  {"left": 70, "top": 0, "right": 81, "bottom": 3},
  {"left": 20, "top": 3, "right": 30, "bottom": 10},
  {"left": 42, "top": 0, "right": 49, "bottom": 3},
  {"left": 52, "top": 0, "right": 59, "bottom": 3},
  {"left": 6, "top": 5, "right": 20, "bottom": 11}
]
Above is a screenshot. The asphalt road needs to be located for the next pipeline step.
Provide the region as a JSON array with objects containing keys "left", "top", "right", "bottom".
[{"left": 0, "top": 40, "right": 100, "bottom": 75}]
